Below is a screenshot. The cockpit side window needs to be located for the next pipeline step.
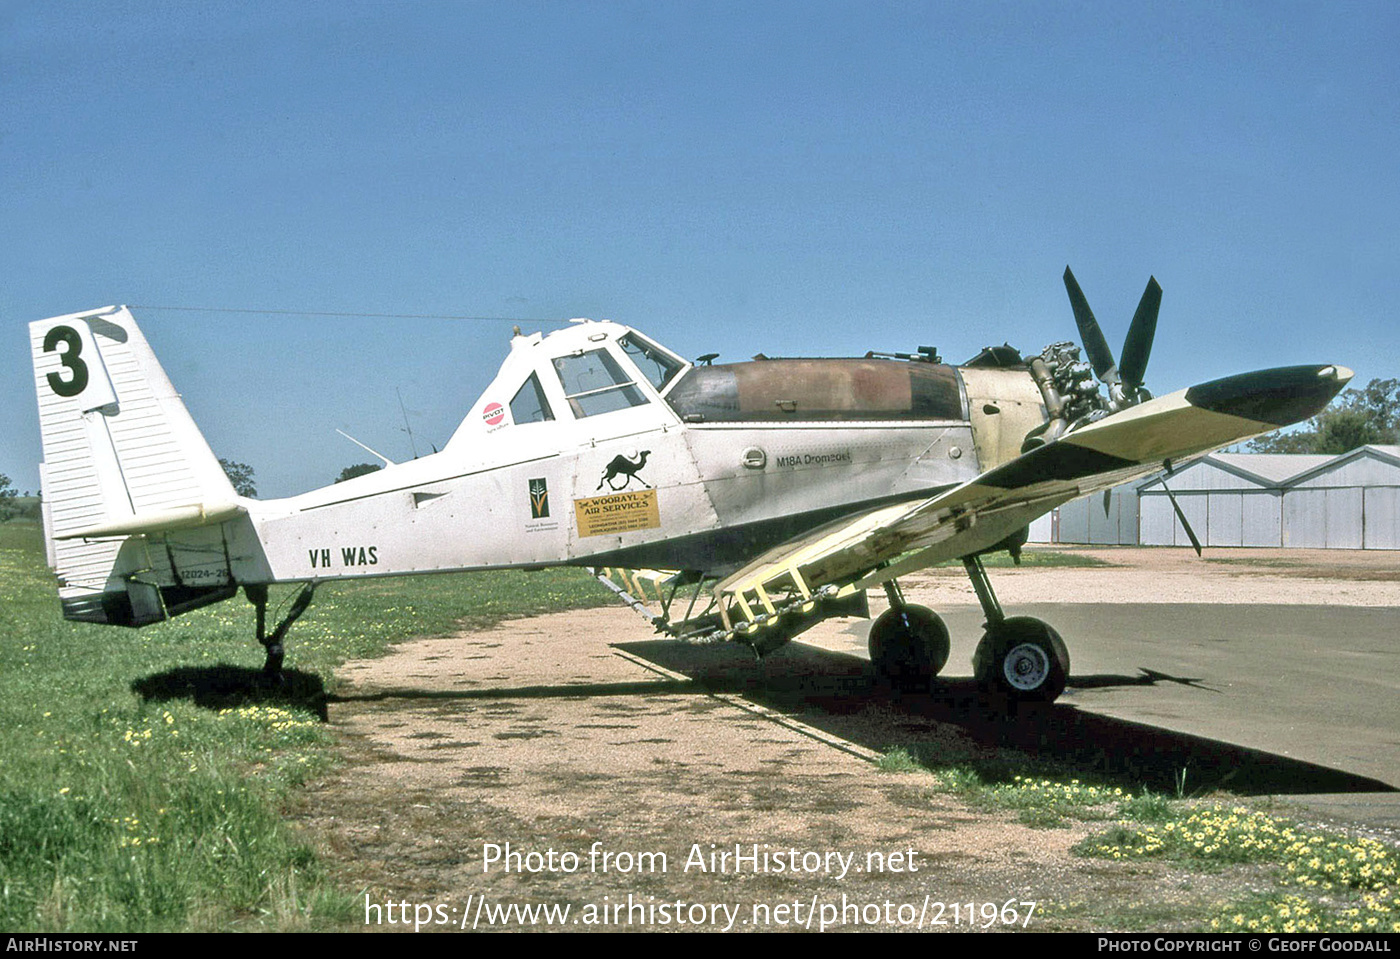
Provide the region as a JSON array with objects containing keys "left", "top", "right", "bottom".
[
  {"left": 619, "top": 333, "right": 684, "bottom": 393},
  {"left": 552, "top": 349, "right": 647, "bottom": 418},
  {"left": 509, "top": 372, "right": 554, "bottom": 424}
]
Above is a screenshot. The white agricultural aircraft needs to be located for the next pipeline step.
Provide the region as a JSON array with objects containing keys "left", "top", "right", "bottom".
[{"left": 28, "top": 270, "right": 1351, "bottom": 704}]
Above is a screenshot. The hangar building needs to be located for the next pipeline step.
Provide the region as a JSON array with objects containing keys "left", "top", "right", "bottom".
[{"left": 1028, "top": 445, "right": 1400, "bottom": 549}]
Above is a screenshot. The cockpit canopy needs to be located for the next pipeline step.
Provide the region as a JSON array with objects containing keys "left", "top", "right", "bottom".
[
  {"left": 548, "top": 333, "right": 683, "bottom": 419},
  {"left": 447, "top": 322, "right": 689, "bottom": 447}
]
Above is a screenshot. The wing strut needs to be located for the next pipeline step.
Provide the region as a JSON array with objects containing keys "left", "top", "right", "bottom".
[{"left": 1160, "top": 459, "right": 1203, "bottom": 557}]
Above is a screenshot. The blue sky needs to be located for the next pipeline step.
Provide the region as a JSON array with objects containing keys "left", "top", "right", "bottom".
[{"left": 4, "top": 1, "right": 1397, "bottom": 497}]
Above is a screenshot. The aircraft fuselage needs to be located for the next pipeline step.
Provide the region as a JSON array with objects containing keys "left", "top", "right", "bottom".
[{"left": 146, "top": 324, "right": 1048, "bottom": 592}]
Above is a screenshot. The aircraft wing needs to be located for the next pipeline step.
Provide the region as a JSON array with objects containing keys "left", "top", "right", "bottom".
[{"left": 711, "top": 364, "right": 1351, "bottom": 633}]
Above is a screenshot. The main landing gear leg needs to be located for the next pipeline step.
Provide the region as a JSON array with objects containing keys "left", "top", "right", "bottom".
[
  {"left": 245, "top": 583, "right": 317, "bottom": 681},
  {"left": 965, "top": 555, "right": 1070, "bottom": 704},
  {"left": 867, "top": 579, "right": 950, "bottom": 692}
]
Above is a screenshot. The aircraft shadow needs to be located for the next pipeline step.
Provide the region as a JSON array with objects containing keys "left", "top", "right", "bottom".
[
  {"left": 131, "top": 641, "right": 1393, "bottom": 799},
  {"left": 614, "top": 639, "right": 1396, "bottom": 797},
  {"left": 132, "top": 664, "right": 330, "bottom": 721}
]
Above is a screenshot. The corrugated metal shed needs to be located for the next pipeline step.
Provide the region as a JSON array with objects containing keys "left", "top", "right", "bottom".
[
  {"left": 1280, "top": 446, "right": 1400, "bottom": 549},
  {"left": 1289, "top": 445, "right": 1400, "bottom": 489},
  {"left": 1137, "top": 456, "right": 1285, "bottom": 547},
  {"left": 1209, "top": 454, "right": 1334, "bottom": 485},
  {"left": 1053, "top": 488, "right": 1139, "bottom": 545},
  {"left": 1029, "top": 445, "right": 1400, "bottom": 550}
]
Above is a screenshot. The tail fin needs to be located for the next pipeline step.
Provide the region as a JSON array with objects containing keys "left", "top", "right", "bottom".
[{"left": 30, "top": 306, "right": 243, "bottom": 625}]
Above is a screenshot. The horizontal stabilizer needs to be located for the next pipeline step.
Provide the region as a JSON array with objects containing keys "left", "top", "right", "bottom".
[{"left": 55, "top": 501, "right": 247, "bottom": 540}]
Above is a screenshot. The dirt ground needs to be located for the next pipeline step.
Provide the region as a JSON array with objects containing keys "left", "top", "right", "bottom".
[
  {"left": 292, "top": 548, "right": 1400, "bottom": 932},
  {"left": 897, "top": 546, "right": 1400, "bottom": 609}
]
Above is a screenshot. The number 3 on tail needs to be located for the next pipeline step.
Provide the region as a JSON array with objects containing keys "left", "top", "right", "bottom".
[{"left": 43, "top": 325, "right": 89, "bottom": 397}]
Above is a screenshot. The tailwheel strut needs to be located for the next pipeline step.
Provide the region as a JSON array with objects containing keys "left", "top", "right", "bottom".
[
  {"left": 245, "top": 583, "right": 317, "bottom": 679},
  {"left": 964, "top": 554, "right": 1070, "bottom": 704},
  {"left": 867, "top": 579, "right": 949, "bottom": 692}
]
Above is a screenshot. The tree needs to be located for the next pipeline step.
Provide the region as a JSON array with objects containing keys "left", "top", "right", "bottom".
[
  {"left": 219, "top": 458, "right": 258, "bottom": 498},
  {"left": 0, "top": 473, "right": 16, "bottom": 522},
  {"left": 336, "top": 463, "right": 382, "bottom": 483},
  {"left": 1249, "top": 377, "right": 1399, "bottom": 455}
]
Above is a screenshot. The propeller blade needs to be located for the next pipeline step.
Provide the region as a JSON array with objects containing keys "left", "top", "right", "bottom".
[
  {"left": 1119, "top": 276, "right": 1162, "bottom": 390},
  {"left": 1063, "top": 266, "right": 1118, "bottom": 384}
]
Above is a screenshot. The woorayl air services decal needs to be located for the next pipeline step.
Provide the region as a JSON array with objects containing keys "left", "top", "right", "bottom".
[{"left": 574, "top": 489, "right": 660, "bottom": 537}]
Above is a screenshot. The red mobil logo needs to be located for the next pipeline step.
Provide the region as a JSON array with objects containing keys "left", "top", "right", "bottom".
[{"left": 483, "top": 402, "right": 506, "bottom": 426}]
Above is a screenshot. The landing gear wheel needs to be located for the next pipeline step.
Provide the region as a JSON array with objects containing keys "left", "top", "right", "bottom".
[
  {"left": 972, "top": 616, "right": 1070, "bottom": 704},
  {"left": 868, "top": 605, "right": 950, "bottom": 692}
]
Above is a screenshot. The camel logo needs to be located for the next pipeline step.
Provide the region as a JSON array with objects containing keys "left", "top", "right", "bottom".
[
  {"left": 596, "top": 449, "right": 652, "bottom": 491},
  {"left": 528, "top": 478, "right": 549, "bottom": 519}
]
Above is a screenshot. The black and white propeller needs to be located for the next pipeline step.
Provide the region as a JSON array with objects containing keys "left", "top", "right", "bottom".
[
  {"left": 1064, "top": 267, "right": 1203, "bottom": 551},
  {"left": 1062, "top": 266, "right": 1162, "bottom": 411}
]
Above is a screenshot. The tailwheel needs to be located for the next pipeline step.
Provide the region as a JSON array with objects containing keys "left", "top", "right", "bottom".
[
  {"left": 868, "top": 604, "right": 950, "bottom": 692},
  {"left": 245, "top": 582, "right": 317, "bottom": 682},
  {"left": 972, "top": 616, "right": 1070, "bottom": 704}
]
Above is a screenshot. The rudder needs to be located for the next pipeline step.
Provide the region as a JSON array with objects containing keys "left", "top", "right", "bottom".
[{"left": 30, "top": 306, "right": 242, "bottom": 625}]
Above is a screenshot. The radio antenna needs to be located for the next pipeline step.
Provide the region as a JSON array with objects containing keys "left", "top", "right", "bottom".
[{"left": 397, "top": 387, "right": 420, "bottom": 459}]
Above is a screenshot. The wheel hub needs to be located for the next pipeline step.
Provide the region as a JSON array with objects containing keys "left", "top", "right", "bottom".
[{"left": 1002, "top": 643, "right": 1050, "bottom": 691}]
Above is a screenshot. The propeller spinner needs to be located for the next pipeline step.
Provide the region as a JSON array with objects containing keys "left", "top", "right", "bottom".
[{"left": 1062, "top": 266, "right": 1162, "bottom": 410}]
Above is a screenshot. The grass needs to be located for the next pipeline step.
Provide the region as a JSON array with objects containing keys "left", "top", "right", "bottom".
[
  {"left": 0, "top": 521, "right": 612, "bottom": 932},
  {"left": 933, "top": 548, "right": 1111, "bottom": 569},
  {"left": 875, "top": 747, "right": 1400, "bottom": 932},
  {"left": 874, "top": 746, "right": 923, "bottom": 773},
  {"left": 1203, "top": 557, "right": 1310, "bottom": 569},
  {"left": 1077, "top": 807, "right": 1400, "bottom": 932},
  {"left": 875, "top": 749, "right": 1138, "bottom": 826}
]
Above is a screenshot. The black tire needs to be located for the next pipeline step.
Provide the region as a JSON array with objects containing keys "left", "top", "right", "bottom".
[
  {"left": 972, "top": 616, "right": 1070, "bottom": 703},
  {"left": 868, "top": 605, "right": 950, "bottom": 692}
]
